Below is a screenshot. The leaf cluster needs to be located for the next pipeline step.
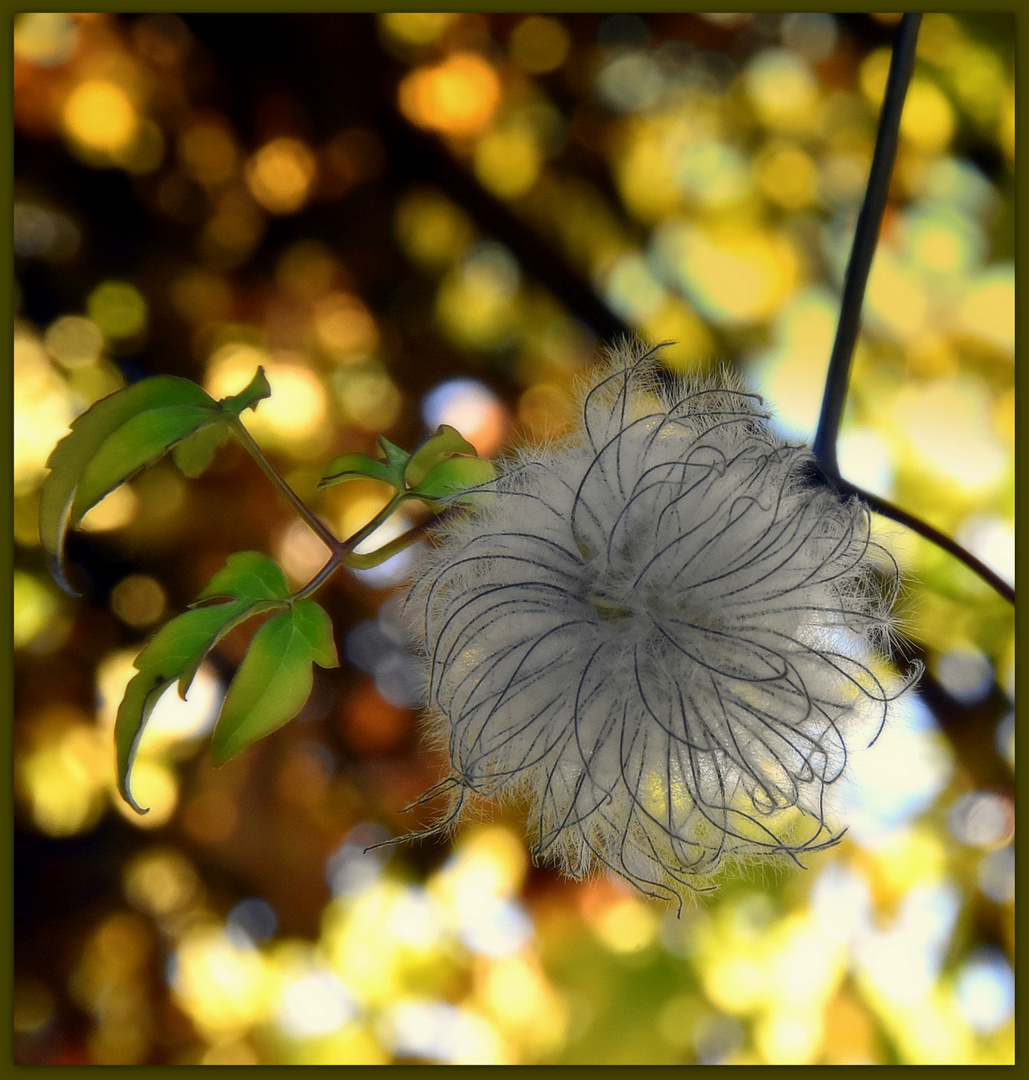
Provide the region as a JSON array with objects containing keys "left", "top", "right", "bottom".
[
  {"left": 320, "top": 423, "right": 496, "bottom": 510},
  {"left": 38, "top": 369, "right": 494, "bottom": 811}
]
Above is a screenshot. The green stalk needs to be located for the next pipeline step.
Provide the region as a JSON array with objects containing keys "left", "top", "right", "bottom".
[
  {"left": 228, "top": 416, "right": 344, "bottom": 555},
  {"left": 290, "top": 493, "right": 412, "bottom": 599}
]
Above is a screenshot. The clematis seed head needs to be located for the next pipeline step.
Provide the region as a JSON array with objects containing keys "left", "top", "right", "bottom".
[{"left": 402, "top": 340, "right": 920, "bottom": 906}]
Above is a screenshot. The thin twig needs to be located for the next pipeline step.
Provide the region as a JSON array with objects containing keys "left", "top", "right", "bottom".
[
  {"left": 291, "top": 493, "right": 409, "bottom": 599},
  {"left": 228, "top": 417, "right": 344, "bottom": 556},
  {"left": 848, "top": 484, "right": 1015, "bottom": 606},
  {"left": 812, "top": 13, "right": 922, "bottom": 477},
  {"left": 805, "top": 462, "right": 1015, "bottom": 605},
  {"left": 807, "top": 14, "right": 1013, "bottom": 605}
]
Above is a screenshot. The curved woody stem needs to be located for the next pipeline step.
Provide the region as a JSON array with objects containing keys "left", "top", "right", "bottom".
[
  {"left": 805, "top": 462, "right": 1015, "bottom": 604},
  {"left": 812, "top": 13, "right": 921, "bottom": 475},
  {"left": 843, "top": 480, "right": 1015, "bottom": 605},
  {"left": 810, "top": 14, "right": 1013, "bottom": 605}
]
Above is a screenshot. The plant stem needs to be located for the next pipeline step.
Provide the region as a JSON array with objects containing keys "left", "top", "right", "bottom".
[
  {"left": 292, "top": 552, "right": 344, "bottom": 600},
  {"left": 228, "top": 416, "right": 344, "bottom": 555},
  {"left": 292, "top": 494, "right": 418, "bottom": 598},
  {"left": 345, "top": 518, "right": 434, "bottom": 570},
  {"left": 340, "top": 493, "right": 406, "bottom": 554},
  {"left": 230, "top": 417, "right": 436, "bottom": 598},
  {"left": 806, "top": 460, "right": 1015, "bottom": 604},
  {"left": 804, "top": 14, "right": 1013, "bottom": 606},
  {"left": 811, "top": 13, "right": 922, "bottom": 478},
  {"left": 847, "top": 483, "right": 1014, "bottom": 605}
]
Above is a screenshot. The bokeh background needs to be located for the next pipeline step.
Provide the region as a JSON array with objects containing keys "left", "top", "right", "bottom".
[{"left": 13, "top": 11, "right": 1014, "bottom": 1065}]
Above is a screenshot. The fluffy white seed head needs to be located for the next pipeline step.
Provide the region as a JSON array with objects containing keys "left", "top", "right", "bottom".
[{"left": 402, "top": 340, "right": 919, "bottom": 905}]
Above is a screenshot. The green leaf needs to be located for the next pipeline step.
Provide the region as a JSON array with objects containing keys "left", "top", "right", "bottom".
[
  {"left": 40, "top": 377, "right": 220, "bottom": 593},
  {"left": 319, "top": 435, "right": 412, "bottom": 490},
  {"left": 115, "top": 598, "right": 271, "bottom": 812},
  {"left": 220, "top": 367, "right": 271, "bottom": 417},
  {"left": 171, "top": 420, "right": 230, "bottom": 478},
  {"left": 194, "top": 551, "right": 291, "bottom": 604},
  {"left": 318, "top": 451, "right": 397, "bottom": 489},
  {"left": 211, "top": 600, "right": 339, "bottom": 766},
  {"left": 76, "top": 405, "right": 219, "bottom": 519},
  {"left": 404, "top": 424, "right": 477, "bottom": 487},
  {"left": 320, "top": 427, "right": 486, "bottom": 497},
  {"left": 377, "top": 437, "right": 411, "bottom": 477},
  {"left": 172, "top": 368, "right": 271, "bottom": 476},
  {"left": 410, "top": 454, "right": 498, "bottom": 509}
]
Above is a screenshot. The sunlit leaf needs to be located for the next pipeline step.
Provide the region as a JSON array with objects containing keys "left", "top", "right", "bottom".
[
  {"left": 39, "top": 377, "right": 219, "bottom": 593},
  {"left": 115, "top": 598, "right": 275, "bottom": 812},
  {"left": 377, "top": 437, "right": 411, "bottom": 478},
  {"left": 318, "top": 450, "right": 399, "bottom": 488},
  {"left": 211, "top": 599, "right": 339, "bottom": 766},
  {"left": 320, "top": 426, "right": 489, "bottom": 510},
  {"left": 166, "top": 368, "right": 270, "bottom": 477},
  {"left": 194, "top": 550, "right": 291, "bottom": 604},
  {"left": 409, "top": 454, "right": 498, "bottom": 508},
  {"left": 172, "top": 421, "right": 231, "bottom": 478},
  {"left": 220, "top": 366, "right": 272, "bottom": 418},
  {"left": 320, "top": 434, "right": 412, "bottom": 491},
  {"left": 40, "top": 370, "right": 275, "bottom": 594},
  {"left": 404, "top": 424, "right": 478, "bottom": 487},
  {"left": 76, "top": 404, "right": 218, "bottom": 513}
]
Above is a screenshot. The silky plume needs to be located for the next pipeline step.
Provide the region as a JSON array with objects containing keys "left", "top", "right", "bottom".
[{"left": 402, "top": 340, "right": 920, "bottom": 906}]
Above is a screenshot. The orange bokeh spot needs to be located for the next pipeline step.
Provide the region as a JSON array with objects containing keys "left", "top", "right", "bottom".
[
  {"left": 342, "top": 681, "right": 412, "bottom": 756},
  {"left": 245, "top": 137, "right": 317, "bottom": 214},
  {"left": 398, "top": 52, "right": 501, "bottom": 138},
  {"left": 62, "top": 79, "right": 138, "bottom": 154}
]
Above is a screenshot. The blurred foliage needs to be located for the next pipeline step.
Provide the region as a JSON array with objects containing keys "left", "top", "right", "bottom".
[{"left": 13, "top": 12, "right": 1013, "bottom": 1066}]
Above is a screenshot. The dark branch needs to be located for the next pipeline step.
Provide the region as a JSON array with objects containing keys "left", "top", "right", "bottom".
[
  {"left": 804, "top": 461, "right": 1015, "bottom": 605},
  {"left": 807, "top": 14, "right": 1012, "bottom": 605},
  {"left": 812, "top": 13, "right": 921, "bottom": 476}
]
